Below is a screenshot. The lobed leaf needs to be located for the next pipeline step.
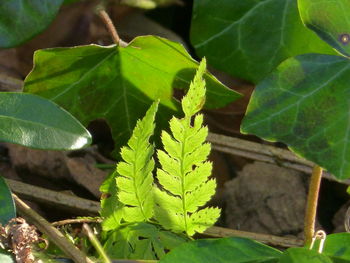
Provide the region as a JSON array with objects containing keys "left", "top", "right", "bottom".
[
  {"left": 155, "top": 59, "right": 220, "bottom": 236},
  {"left": 241, "top": 54, "right": 350, "bottom": 180},
  {"left": 115, "top": 102, "right": 159, "bottom": 223},
  {"left": 190, "top": 0, "right": 336, "bottom": 83},
  {"left": 24, "top": 36, "right": 240, "bottom": 153}
]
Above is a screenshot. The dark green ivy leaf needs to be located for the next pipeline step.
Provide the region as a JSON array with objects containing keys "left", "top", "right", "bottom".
[
  {"left": 241, "top": 54, "right": 350, "bottom": 180},
  {"left": 0, "top": 0, "right": 63, "bottom": 48},
  {"left": 190, "top": 0, "right": 336, "bottom": 83}
]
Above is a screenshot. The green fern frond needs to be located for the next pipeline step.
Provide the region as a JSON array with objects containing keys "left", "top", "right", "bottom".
[
  {"left": 100, "top": 171, "right": 124, "bottom": 231},
  {"left": 115, "top": 102, "right": 159, "bottom": 223},
  {"left": 154, "top": 59, "right": 221, "bottom": 236}
]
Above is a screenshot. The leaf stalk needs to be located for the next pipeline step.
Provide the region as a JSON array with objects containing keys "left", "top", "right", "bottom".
[{"left": 304, "top": 165, "right": 323, "bottom": 244}]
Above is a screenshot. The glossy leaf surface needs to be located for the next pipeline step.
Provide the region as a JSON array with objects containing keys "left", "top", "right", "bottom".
[
  {"left": 191, "top": 0, "right": 336, "bottom": 83},
  {"left": 0, "top": 176, "right": 15, "bottom": 225},
  {"left": 159, "top": 237, "right": 282, "bottom": 263},
  {"left": 24, "top": 36, "right": 240, "bottom": 152},
  {"left": 0, "top": 92, "right": 91, "bottom": 150},
  {"left": 298, "top": 0, "right": 350, "bottom": 57},
  {"left": 0, "top": 0, "right": 63, "bottom": 48},
  {"left": 241, "top": 54, "right": 350, "bottom": 180}
]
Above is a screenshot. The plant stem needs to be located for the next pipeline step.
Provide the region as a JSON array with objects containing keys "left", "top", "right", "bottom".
[
  {"left": 304, "top": 165, "right": 323, "bottom": 244},
  {"left": 97, "top": 8, "right": 127, "bottom": 47},
  {"left": 82, "top": 224, "right": 111, "bottom": 263},
  {"left": 13, "top": 194, "right": 94, "bottom": 263}
]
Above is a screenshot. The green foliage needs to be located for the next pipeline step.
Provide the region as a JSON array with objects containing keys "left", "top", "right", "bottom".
[
  {"left": 0, "top": 92, "right": 91, "bottom": 150},
  {"left": 0, "top": 177, "right": 15, "bottom": 225},
  {"left": 154, "top": 58, "right": 220, "bottom": 236},
  {"left": 159, "top": 237, "right": 282, "bottom": 263},
  {"left": 160, "top": 234, "right": 350, "bottom": 263},
  {"left": 103, "top": 222, "right": 186, "bottom": 260},
  {"left": 241, "top": 0, "right": 350, "bottom": 179},
  {"left": 116, "top": 101, "right": 158, "bottom": 224},
  {"left": 298, "top": 0, "right": 350, "bottom": 57},
  {"left": 24, "top": 36, "right": 240, "bottom": 154},
  {"left": 101, "top": 59, "right": 219, "bottom": 259},
  {"left": 241, "top": 54, "right": 350, "bottom": 179},
  {"left": 190, "top": 0, "right": 336, "bottom": 83},
  {"left": 0, "top": 0, "right": 63, "bottom": 48},
  {"left": 280, "top": 248, "right": 332, "bottom": 263},
  {"left": 322, "top": 233, "right": 350, "bottom": 262}
]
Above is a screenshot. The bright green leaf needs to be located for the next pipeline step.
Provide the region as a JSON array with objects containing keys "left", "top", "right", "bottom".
[
  {"left": 0, "top": 92, "right": 91, "bottom": 150},
  {"left": 0, "top": 0, "right": 63, "bottom": 48},
  {"left": 100, "top": 171, "right": 123, "bottom": 231},
  {"left": 323, "top": 233, "right": 350, "bottom": 262},
  {"left": 155, "top": 59, "right": 220, "bottom": 236},
  {"left": 190, "top": 0, "right": 336, "bottom": 83},
  {"left": 298, "top": 0, "right": 350, "bottom": 57},
  {"left": 0, "top": 176, "right": 15, "bottom": 225},
  {"left": 241, "top": 54, "right": 350, "bottom": 180},
  {"left": 159, "top": 237, "right": 282, "bottom": 263},
  {"left": 24, "top": 36, "right": 240, "bottom": 153},
  {"left": 115, "top": 102, "right": 158, "bottom": 223},
  {"left": 279, "top": 248, "right": 332, "bottom": 263}
]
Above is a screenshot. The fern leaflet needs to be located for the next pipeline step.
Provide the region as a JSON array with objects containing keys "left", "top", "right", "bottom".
[
  {"left": 154, "top": 58, "right": 221, "bottom": 236},
  {"left": 115, "top": 101, "right": 158, "bottom": 223}
]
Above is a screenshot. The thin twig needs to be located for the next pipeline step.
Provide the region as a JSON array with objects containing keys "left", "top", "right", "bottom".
[
  {"left": 83, "top": 224, "right": 111, "bottom": 263},
  {"left": 6, "top": 179, "right": 100, "bottom": 215},
  {"left": 12, "top": 194, "right": 94, "bottom": 263},
  {"left": 207, "top": 132, "right": 350, "bottom": 185},
  {"left": 9, "top": 179, "right": 302, "bottom": 248},
  {"left": 52, "top": 218, "right": 102, "bottom": 227},
  {"left": 203, "top": 226, "right": 303, "bottom": 248},
  {"left": 304, "top": 165, "right": 323, "bottom": 244},
  {"left": 97, "top": 8, "right": 128, "bottom": 47},
  {"left": 0, "top": 73, "right": 23, "bottom": 91}
]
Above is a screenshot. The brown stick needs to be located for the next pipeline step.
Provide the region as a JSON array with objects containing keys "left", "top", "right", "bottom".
[
  {"left": 97, "top": 8, "right": 128, "bottom": 47},
  {"left": 207, "top": 133, "right": 350, "bottom": 185},
  {"left": 52, "top": 218, "right": 102, "bottom": 227},
  {"left": 6, "top": 179, "right": 100, "bottom": 215},
  {"left": 204, "top": 226, "right": 303, "bottom": 248},
  {"left": 304, "top": 165, "right": 323, "bottom": 244},
  {"left": 12, "top": 194, "right": 94, "bottom": 263}
]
